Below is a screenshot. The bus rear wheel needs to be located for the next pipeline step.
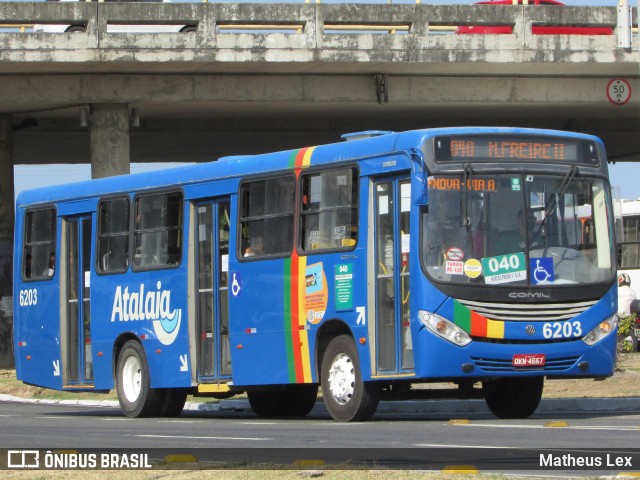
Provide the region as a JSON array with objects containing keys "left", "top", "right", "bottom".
[
  {"left": 483, "top": 376, "right": 544, "bottom": 419},
  {"left": 116, "top": 340, "right": 160, "bottom": 418},
  {"left": 247, "top": 384, "right": 317, "bottom": 418},
  {"left": 284, "top": 384, "right": 318, "bottom": 417},
  {"left": 321, "top": 335, "right": 379, "bottom": 422},
  {"left": 248, "top": 390, "right": 281, "bottom": 417}
]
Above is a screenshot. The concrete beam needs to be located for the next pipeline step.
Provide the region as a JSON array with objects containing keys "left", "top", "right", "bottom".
[{"left": 0, "top": 75, "right": 637, "bottom": 107}]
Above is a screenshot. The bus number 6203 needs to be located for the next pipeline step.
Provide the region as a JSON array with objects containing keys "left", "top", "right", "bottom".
[
  {"left": 19, "top": 289, "right": 38, "bottom": 307},
  {"left": 542, "top": 321, "right": 582, "bottom": 339}
]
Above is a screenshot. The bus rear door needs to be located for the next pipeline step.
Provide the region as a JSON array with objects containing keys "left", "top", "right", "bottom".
[{"left": 61, "top": 214, "right": 94, "bottom": 387}]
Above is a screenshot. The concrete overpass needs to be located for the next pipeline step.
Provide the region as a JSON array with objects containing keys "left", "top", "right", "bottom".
[
  {"left": 0, "top": 2, "right": 637, "bottom": 166},
  {"left": 0, "top": 1, "right": 638, "bottom": 365}
]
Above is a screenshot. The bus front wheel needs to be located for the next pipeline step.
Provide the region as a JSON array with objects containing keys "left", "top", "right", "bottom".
[
  {"left": 116, "top": 340, "right": 160, "bottom": 418},
  {"left": 483, "top": 376, "right": 544, "bottom": 419},
  {"left": 157, "top": 388, "right": 189, "bottom": 417},
  {"left": 321, "top": 335, "right": 379, "bottom": 422}
]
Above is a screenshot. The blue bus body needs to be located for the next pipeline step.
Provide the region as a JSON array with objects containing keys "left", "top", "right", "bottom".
[{"left": 14, "top": 127, "right": 617, "bottom": 420}]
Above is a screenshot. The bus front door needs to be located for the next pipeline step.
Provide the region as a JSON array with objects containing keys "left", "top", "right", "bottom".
[
  {"left": 194, "top": 199, "right": 232, "bottom": 382},
  {"left": 373, "top": 178, "right": 414, "bottom": 374},
  {"left": 62, "top": 215, "right": 93, "bottom": 386}
]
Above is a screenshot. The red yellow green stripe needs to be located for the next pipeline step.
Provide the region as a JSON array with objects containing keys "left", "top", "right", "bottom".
[
  {"left": 282, "top": 147, "right": 316, "bottom": 383},
  {"left": 288, "top": 146, "right": 316, "bottom": 169},
  {"left": 453, "top": 300, "right": 505, "bottom": 339},
  {"left": 283, "top": 258, "right": 296, "bottom": 381},
  {"left": 295, "top": 257, "right": 312, "bottom": 380}
]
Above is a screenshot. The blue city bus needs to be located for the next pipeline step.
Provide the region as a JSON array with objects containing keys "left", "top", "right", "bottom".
[{"left": 13, "top": 127, "right": 618, "bottom": 421}]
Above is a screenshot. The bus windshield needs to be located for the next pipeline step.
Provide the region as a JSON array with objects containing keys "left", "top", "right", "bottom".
[{"left": 422, "top": 173, "right": 615, "bottom": 286}]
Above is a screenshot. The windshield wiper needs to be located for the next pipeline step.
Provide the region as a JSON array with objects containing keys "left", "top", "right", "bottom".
[
  {"left": 536, "top": 165, "right": 578, "bottom": 235},
  {"left": 461, "top": 163, "right": 472, "bottom": 229}
]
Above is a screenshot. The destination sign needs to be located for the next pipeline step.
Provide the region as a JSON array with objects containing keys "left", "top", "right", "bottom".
[{"left": 434, "top": 135, "right": 599, "bottom": 165}]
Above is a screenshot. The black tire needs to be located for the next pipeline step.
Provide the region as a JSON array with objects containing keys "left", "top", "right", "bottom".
[
  {"left": 116, "top": 340, "right": 160, "bottom": 418},
  {"left": 320, "top": 335, "right": 379, "bottom": 422},
  {"left": 248, "top": 390, "right": 282, "bottom": 417},
  {"left": 66, "top": 25, "right": 86, "bottom": 33},
  {"left": 483, "top": 376, "right": 544, "bottom": 419},
  {"left": 157, "top": 388, "right": 189, "bottom": 417},
  {"left": 283, "top": 384, "right": 318, "bottom": 418},
  {"left": 248, "top": 384, "right": 318, "bottom": 418}
]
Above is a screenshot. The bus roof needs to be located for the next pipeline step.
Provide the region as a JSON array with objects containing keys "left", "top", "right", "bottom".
[{"left": 16, "top": 126, "right": 603, "bottom": 208}]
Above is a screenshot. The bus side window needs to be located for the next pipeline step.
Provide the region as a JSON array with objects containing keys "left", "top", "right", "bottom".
[
  {"left": 97, "top": 197, "right": 130, "bottom": 273},
  {"left": 239, "top": 176, "right": 295, "bottom": 258},
  {"left": 619, "top": 216, "right": 640, "bottom": 269},
  {"left": 22, "top": 208, "right": 56, "bottom": 281},
  {"left": 132, "top": 191, "right": 183, "bottom": 269},
  {"left": 300, "top": 167, "right": 358, "bottom": 252}
]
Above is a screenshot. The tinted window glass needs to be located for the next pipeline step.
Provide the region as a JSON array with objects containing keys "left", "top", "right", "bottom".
[
  {"left": 97, "top": 197, "right": 130, "bottom": 273},
  {"left": 239, "top": 176, "right": 295, "bottom": 258},
  {"left": 23, "top": 208, "right": 56, "bottom": 280},
  {"left": 300, "top": 168, "right": 358, "bottom": 252},
  {"left": 133, "top": 192, "right": 183, "bottom": 269}
]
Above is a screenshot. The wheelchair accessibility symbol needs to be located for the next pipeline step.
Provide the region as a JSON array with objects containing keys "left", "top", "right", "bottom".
[
  {"left": 231, "top": 272, "right": 241, "bottom": 296},
  {"left": 530, "top": 258, "right": 554, "bottom": 285}
]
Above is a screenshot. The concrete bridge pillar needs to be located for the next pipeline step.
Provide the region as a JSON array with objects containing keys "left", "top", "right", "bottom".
[
  {"left": 89, "top": 104, "right": 131, "bottom": 179},
  {"left": 0, "top": 115, "right": 14, "bottom": 368}
]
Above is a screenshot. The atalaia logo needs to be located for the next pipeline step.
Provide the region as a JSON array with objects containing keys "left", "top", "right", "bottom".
[{"left": 110, "top": 281, "right": 182, "bottom": 345}]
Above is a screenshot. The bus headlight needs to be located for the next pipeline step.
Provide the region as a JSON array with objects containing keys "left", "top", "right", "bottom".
[
  {"left": 582, "top": 315, "right": 617, "bottom": 346},
  {"left": 418, "top": 310, "right": 471, "bottom": 346}
]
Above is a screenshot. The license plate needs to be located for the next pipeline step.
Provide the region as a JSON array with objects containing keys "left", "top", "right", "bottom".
[{"left": 512, "top": 353, "right": 546, "bottom": 367}]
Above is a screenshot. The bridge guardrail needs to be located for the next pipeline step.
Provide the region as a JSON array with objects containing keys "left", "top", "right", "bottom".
[{"left": 0, "top": 3, "right": 636, "bottom": 73}]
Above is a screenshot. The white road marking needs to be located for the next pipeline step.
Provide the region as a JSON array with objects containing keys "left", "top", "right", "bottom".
[
  {"left": 136, "top": 434, "right": 271, "bottom": 441},
  {"left": 239, "top": 422, "right": 281, "bottom": 425},
  {"left": 446, "top": 423, "right": 640, "bottom": 431},
  {"left": 414, "top": 443, "right": 525, "bottom": 449}
]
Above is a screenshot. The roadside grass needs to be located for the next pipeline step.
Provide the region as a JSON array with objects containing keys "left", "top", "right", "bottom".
[
  {"left": 0, "top": 469, "right": 514, "bottom": 480},
  {"left": 543, "top": 351, "right": 640, "bottom": 398}
]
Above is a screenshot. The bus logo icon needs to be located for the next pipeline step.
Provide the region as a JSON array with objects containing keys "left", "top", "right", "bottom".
[{"left": 8, "top": 450, "right": 40, "bottom": 468}]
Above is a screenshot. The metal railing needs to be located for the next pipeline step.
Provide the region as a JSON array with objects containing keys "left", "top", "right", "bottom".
[
  {"left": 0, "top": 23, "right": 33, "bottom": 32},
  {"left": 0, "top": 3, "right": 636, "bottom": 45}
]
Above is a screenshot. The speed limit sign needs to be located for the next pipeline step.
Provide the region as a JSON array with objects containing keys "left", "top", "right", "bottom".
[{"left": 607, "top": 79, "right": 631, "bottom": 106}]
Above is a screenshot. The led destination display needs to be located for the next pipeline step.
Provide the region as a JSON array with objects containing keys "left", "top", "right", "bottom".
[{"left": 434, "top": 135, "right": 599, "bottom": 165}]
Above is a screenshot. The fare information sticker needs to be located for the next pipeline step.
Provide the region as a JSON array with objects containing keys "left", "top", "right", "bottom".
[{"left": 481, "top": 252, "right": 526, "bottom": 284}]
